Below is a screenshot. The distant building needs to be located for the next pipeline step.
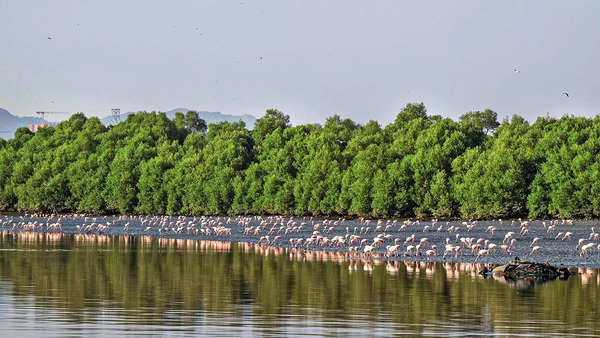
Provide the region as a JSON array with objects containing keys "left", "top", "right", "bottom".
[{"left": 28, "top": 123, "right": 52, "bottom": 132}]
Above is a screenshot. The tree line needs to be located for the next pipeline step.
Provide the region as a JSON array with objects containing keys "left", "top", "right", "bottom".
[{"left": 0, "top": 104, "right": 599, "bottom": 219}]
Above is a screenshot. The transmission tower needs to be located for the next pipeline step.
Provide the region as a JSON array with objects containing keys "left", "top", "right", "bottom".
[{"left": 111, "top": 108, "right": 121, "bottom": 125}]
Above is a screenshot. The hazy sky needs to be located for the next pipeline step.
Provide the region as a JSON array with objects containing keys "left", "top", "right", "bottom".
[{"left": 1, "top": 1, "right": 599, "bottom": 124}]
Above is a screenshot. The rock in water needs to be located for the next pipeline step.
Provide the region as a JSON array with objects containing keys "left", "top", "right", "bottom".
[{"left": 489, "top": 256, "right": 571, "bottom": 280}]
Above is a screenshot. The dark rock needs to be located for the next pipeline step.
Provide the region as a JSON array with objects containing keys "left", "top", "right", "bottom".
[{"left": 492, "top": 257, "right": 561, "bottom": 279}]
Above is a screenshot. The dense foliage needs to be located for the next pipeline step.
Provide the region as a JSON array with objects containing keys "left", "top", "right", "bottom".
[{"left": 1, "top": 105, "right": 599, "bottom": 219}]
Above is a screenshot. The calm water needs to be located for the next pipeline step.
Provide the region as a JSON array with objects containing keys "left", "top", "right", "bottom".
[{"left": 0, "top": 232, "right": 598, "bottom": 336}]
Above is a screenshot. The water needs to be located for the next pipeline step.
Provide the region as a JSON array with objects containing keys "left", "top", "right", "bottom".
[{"left": 0, "top": 231, "right": 598, "bottom": 336}]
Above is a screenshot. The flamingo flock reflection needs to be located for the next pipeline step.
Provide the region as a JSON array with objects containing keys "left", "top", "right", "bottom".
[{"left": 2, "top": 229, "right": 600, "bottom": 287}]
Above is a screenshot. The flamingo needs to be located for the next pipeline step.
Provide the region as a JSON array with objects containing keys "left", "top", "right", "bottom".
[
  {"left": 530, "top": 245, "right": 541, "bottom": 256},
  {"left": 500, "top": 244, "right": 511, "bottom": 255},
  {"left": 386, "top": 245, "right": 400, "bottom": 257},
  {"left": 589, "top": 227, "right": 598, "bottom": 240},
  {"left": 443, "top": 244, "right": 455, "bottom": 259},
  {"left": 580, "top": 243, "right": 595, "bottom": 258},
  {"left": 425, "top": 249, "right": 436, "bottom": 261},
  {"left": 474, "top": 249, "right": 489, "bottom": 262},
  {"left": 577, "top": 238, "right": 586, "bottom": 249},
  {"left": 415, "top": 244, "right": 423, "bottom": 256},
  {"left": 363, "top": 245, "right": 374, "bottom": 257}
]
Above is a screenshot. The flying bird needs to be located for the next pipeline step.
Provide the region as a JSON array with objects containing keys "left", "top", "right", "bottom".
[
  {"left": 562, "top": 91, "right": 570, "bottom": 98},
  {"left": 513, "top": 67, "right": 520, "bottom": 73},
  {"left": 47, "top": 36, "right": 52, "bottom": 40}
]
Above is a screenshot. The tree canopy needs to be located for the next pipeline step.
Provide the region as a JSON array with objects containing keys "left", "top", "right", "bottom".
[{"left": 0, "top": 106, "right": 598, "bottom": 219}]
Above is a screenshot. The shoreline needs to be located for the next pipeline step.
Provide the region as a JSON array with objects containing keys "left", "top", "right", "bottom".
[{"left": 4, "top": 211, "right": 600, "bottom": 223}]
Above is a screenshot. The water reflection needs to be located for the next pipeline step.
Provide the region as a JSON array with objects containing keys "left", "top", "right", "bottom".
[{"left": 0, "top": 231, "right": 598, "bottom": 336}]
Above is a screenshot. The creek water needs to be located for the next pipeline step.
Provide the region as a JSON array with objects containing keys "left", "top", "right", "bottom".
[{"left": 0, "top": 230, "right": 598, "bottom": 336}]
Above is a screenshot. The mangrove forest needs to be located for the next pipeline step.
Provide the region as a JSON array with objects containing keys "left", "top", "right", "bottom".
[{"left": 1, "top": 103, "right": 599, "bottom": 219}]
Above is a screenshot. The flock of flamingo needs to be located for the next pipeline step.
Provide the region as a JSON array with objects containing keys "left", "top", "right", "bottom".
[{"left": 1, "top": 214, "right": 600, "bottom": 267}]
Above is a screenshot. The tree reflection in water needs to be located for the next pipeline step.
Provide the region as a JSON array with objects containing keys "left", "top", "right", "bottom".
[{"left": 0, "top": 231, "right": 598, "bottom": 336}]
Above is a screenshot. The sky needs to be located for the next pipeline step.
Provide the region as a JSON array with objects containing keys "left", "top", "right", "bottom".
[{"left": 1, "top": 1, "right": 599, "bottom": 125}]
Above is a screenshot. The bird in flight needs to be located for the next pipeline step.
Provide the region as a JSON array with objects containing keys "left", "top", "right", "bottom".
[
  {"left": 47, "top": 36, "right": 52, "bottom": 40},
  {"left": 562, "top": 91, "right": 570, "bottom": 98},
  {"left": 513, "top": 67, "right": 520, "bottom": 73}
]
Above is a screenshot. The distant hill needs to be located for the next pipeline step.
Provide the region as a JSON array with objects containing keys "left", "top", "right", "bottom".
[
  {"left": 100, "top": 108, "right": 256, "bottom": 129},
  {"left": 0, "top": 108, "right": 257, "bottom": 139},
  {"left": 0, "top": 108, "right": 41, "bottom": 139},
  {"left": 100, "top": 108, "right": 257, "bottom": 128}
]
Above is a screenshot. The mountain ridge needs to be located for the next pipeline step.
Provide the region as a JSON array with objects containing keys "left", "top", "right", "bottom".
[
  {"left": 100, "top": 108, "right": 257, "bottom": 127},
  {"left": 0, "top": 108, "right": 41, "bottom": 139}
]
